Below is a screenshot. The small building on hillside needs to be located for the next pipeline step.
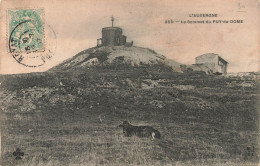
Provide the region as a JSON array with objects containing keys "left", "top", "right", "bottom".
[
  {"left": 195, "top": 53, "right": 228, "bottom": 74},
  {"left": 97, "top": 16, "right": 133, "bottom": 47}
]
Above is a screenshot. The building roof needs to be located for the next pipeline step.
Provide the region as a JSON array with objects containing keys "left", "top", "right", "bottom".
[
  {"left": 196, "top": 53, "right": 228, "bottom": 64},
  {"left": 102, "top": 27, "right": 122, "bottom": 30}
]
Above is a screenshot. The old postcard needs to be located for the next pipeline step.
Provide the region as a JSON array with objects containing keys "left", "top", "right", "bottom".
[{"left": 0, "top": 0, "right": 259, "bottom": 165}]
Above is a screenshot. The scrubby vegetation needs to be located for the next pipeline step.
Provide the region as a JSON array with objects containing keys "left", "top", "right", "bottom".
[{"left": 0, "top": 70, "right": 259, "bottom": 166}]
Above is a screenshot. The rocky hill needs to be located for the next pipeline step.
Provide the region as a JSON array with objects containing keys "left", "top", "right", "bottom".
[
  {"left": 0, "top": 45, "right": 259, "bottom": 165},
  {"left": 49, "top": 46, "right": 182, "bottom": 72}
]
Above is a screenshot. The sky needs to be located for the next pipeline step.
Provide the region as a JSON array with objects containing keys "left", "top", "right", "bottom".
[{"left": 0, "top": 0, "right": 259, "bottom": 74}]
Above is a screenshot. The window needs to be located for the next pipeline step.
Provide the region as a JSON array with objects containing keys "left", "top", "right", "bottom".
[{"left": 218, "top": 60, "right": 224, "bottom": 66}]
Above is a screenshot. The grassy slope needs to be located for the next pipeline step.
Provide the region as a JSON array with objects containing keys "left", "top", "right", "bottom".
[{"left": 0, "top": 70, "right": 259, "bottom": 166}]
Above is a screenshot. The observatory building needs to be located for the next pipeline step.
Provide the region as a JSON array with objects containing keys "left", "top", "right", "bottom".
[
  {"left": 97, "top": 17, "right": 133, "bottom": 47},
  {"left": 195, "top": 53, "right": 228, "bottom": 74}
]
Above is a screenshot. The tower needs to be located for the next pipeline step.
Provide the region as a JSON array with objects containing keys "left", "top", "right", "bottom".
[{"left": 97, "top": 16, "right": 127, "bottom": 46}]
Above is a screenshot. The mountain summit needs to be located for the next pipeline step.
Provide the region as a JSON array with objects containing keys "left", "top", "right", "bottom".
[
  {"left": 49, "top": 46, "right": 182, "bottom": 72},
  {"left": 50, "top": 17, "right": 182, "bottom": 73}
]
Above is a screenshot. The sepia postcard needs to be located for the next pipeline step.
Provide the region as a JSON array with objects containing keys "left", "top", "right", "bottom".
[{"left": 0, "top": 0, "right": 259, "bottom": 165}]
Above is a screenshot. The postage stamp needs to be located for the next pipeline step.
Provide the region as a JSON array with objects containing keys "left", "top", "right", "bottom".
[
  {"left": 8, "top": 8, "right": 44, "bottom": 53},
  {"left": 7, "top": 8, "right": 55, "bottom": 68}
]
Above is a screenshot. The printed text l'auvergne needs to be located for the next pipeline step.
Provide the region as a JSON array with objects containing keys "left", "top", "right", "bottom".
[{"left": 189, "top": 14, "right": 218, "bottom": 17}]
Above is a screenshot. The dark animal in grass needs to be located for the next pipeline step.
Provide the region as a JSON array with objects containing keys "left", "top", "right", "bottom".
[{"left": 118, "top": 121, "right": 161, "bottom": 140}]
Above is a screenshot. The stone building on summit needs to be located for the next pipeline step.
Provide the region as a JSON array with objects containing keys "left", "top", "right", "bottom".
[
  {"left": 97, "top": 17, "right": 133, "bottom": 47},
  {"left": 195, "top": 53, "right": 228, "bottom": 74}
]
